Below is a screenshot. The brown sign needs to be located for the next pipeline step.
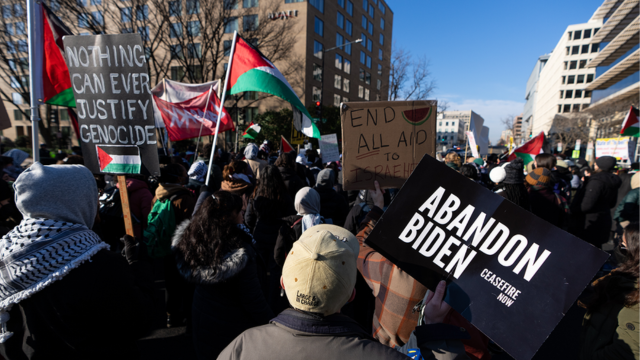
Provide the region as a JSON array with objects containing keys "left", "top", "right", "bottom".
[{"left": 341, "top": 100, "right": 436, "bottom": 190}]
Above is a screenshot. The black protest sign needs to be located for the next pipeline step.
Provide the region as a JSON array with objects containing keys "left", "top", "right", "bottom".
[
  {"left": 365, "top": 154, "right": 608, "bottom": 360},
  {"left": 63, "top": 34, "right": 159, "bottom": 176}
]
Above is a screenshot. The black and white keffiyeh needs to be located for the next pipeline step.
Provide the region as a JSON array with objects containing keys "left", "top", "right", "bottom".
[{"left": 0, "top": 217, "right": 108, "bottom": 342}]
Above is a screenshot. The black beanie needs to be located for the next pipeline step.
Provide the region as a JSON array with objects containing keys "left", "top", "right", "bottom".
[
  {"left": 504, "top": 158, "right": 525, "bottom": 184},
  {"left": 595, "top": 156, "right": 616, "bottom": 172}
]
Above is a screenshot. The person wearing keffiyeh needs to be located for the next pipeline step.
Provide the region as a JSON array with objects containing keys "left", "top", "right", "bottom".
[{"left": 0, "top": 163, "right": 154, "bottom": 360}]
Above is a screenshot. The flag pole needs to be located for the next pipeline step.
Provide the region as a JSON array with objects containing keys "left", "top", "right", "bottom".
[
  {"left": 27, "top": 0, "right": 42, "bottom": 162},
  {"left": 193, "top": 84, "right": 214, "bottom": 163},
  {"left": 206, "top": 30, "right": 238, "bottom": 186}
]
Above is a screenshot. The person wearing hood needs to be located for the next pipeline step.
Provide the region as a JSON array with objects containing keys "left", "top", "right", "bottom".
[
  {"left": 196, "top": 143, "right": 223, "bottom": 192},
  {"left": 294, "top": 152, "right": 316, "bottom": 187},
  {"left": 313, "top": 169, "right": 349, "bottom": 227},
  {"left": 498, "top": 158, "right": 531, "bottom": 211},
  {"left": 534, "top": 154, "right": 571, "bottom": 201},
  {"left": 116, "top": 176, "right": 153, "bottom": 240},
  {"left": 244, "top": 143, "right": 267, "bottom": 180},
  {"left": 153, "top": 164, "right": 197, "bottom": 328},
  {"left": 173, "top": 191, "right": 273, "bottom": 359},
  {"left": 570, "top": 156, "right": 622, "bottom": 247},
  {"left": 186, "top": 160, "right": 208, "bottom": 195},
  {"left": 0, "top": 163, "right": 154, "bottom": 360},
  {"left": 221, "top": 160, "right": 254, "bottom": 197},
  {"left": 526, "top": 167, "right": 569, "bottom": 228},
  {"left": 275, "top": 152, "right": 304, "bottom": 201}
]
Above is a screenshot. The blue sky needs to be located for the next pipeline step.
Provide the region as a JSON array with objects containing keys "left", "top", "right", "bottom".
[{"left": 389, "top": 0, "right": 604, "bottom": 143}]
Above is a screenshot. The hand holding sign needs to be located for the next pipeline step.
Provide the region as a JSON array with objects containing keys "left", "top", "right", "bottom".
[
  {"left": 423, "top": 280, "right": 451, "bottom": 325},
  {"left": 371, "top": 180, "right": 385, "bottom": 209}
]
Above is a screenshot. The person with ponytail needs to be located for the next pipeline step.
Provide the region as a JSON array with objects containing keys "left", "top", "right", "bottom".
[
  {"left": 173, "top": 191, "right": 273, "bottom": 359},
  {"left": 580, "top": 222, "right": 639, "bottom": 360}
]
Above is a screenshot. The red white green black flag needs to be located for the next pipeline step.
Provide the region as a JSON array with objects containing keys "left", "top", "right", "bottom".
[
  {"left": 97, "top": 145, "right": 141, "bottom": 174},
  {"left": 620, "top": 106, "right": 639, "bottom": 137}
]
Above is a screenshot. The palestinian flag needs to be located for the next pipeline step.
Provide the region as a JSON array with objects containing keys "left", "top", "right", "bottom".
[
  {"left": 243, "top": 122, "right": 261, "bottom": 139},
  {"left": 507, "top": 131, "right": 544, "bottom": 165},
  {"left": 33, "top": 3, "right": 75, "bottom": 107},
  {"left": 228, "top": 36, "right": 320, "bottom": 138},
  {"left": 281, "top": 135, "right": 294, "bottom": 153},
  {"left": 97, "top": 145, "right": 141, "bottom": 174},
  {"left": 620, "top": 106, "right": 639, "bottom": 137}
]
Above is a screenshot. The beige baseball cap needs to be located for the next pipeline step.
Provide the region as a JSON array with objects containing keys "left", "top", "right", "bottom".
[{"left": 282, "top": 224, "right": 360, "bottom": 316}]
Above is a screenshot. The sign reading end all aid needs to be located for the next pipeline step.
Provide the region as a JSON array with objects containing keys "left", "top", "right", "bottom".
[{"left": 341, "top": 100, "right": 436, "bottom": 190}]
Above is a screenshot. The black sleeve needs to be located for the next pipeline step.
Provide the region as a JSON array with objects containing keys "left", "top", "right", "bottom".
[
  {"left": 245, "top": 198, "right": 257, "bottom": 232},
  {"left": 274, "top": 220, "right": 297, "bottom": 267},
  {"left": 238, "top": 255, "right": 275, "bottom": 324},
  {"left": 344, "top": 205, "right": 363, "bottom": 235}
]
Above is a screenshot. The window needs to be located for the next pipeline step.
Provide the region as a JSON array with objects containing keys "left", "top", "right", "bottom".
[
  {"left": 344, "top": 59, "right": 351, "bottom": 74},
  {"left": 170, "top": 44, "right": 183, "bottom": 59},
  {"left": 121, "top": 7, "right": 132, "bottom": 22},
  {"left": 365, "top": 72, "right": 370, "bottom": 84},
  {"left": 368, "top": 22, "right": 373, "bottom": 35},
  {"left": 13, "top": 109, "right": 24, "bottom": 121},
  {"left": 571, "top": 46, "right": 579, "bottom": 55},
  {"left": 334, "top": 74, "right": 341, "bottom": 89},
  {"left": 565, "top": 90, "right": 573, "bottom": 99},
  {"left": 169, "top": 1, "right": 181, "bottom": 16},
  {"left": 343, "top": 96, "right": 349, "bottom": 103},
  {"left": 565, "top": 47, "right": 570, "bottom": 55},
  {"left": 334, "top": 94, "right": 341, "bottom": 106},
  {"left": 558, "top": 105, "right": 562, "bottom": 113},
  {"left": 76, "top": 0, "right": 87, "bottom": 7},
  {"left": 574, "top": 90, "right": 582, "bottom": 98},
  {"left": 569, "top": 61, "right": 577, "bottom": 70},
  {"left": 360, "top": 51, "right": 366, "bottom": 64},
  {"left": 10, "top": 77, "right": 19, "bottom": 89},
  {"left": 378, "top": 1, "right": 385, "bottom": 14},
  {"left": 12, "top": 93, "right": 22, "bottom": 105},
  {"left": 225, "top": 17, "right": 238, "bottom": 33},
  {"left": 580, "top": 45, "right": 589, "bottom": 54},
  {"left": 563, "top": 61, "right": 568, "bottom": 70},
  {"left": 378, "top": 49, "right": 382, "bottom": 60},
  {"left": 446, "top": 122, "right": 448, "bottom": 126},
  {"left": 586, "top": 74, "right": 594, "bottom": 83},
  {"left": 582, "top": 104, "right": 590, "bottom": 111},
  {"left": 572, "top": 104, "right": 580, "bottom": 112},
  {"left": 244, "top": 91, "right": 258, "bottom": 100},
  {"left": 171, "top": 66, "right": 185, "bottom": 81},
  {"left": 591, "top": 43, "right": 599, "bottom": 53},
  {"left": 121, "top": 27, "right": 133, "bottom": 33},
  {"left": 285, "top": 0, "right": 304, "bottom": 2},
  {"left": 337, "top": 12, "right": 344, "bottom": 29},
  {"left": 567, "top": 31, "right": 572, "bottom": 40},
  {"left": 13, "top": 4, "right": 22, "bottom": 17},
  {"left": 367, "top": 39, "right": 372, "bottom": 51},
  {"left": 2, "top": 5, "right": 11, "bottom": 18},
  {"left": 563, "top": 105, "right": 571, "bottom": 113},
  {"left": 135, "top": 5, "right": 148, "bottom": 20},
  {"left": 362, "top": 15, "right": 367, "bottom": 28},
  {"left": 379, "top": 33, "right": 384, "bottom": 45},
  {"left": 77, "top": 14, "right": 90, "bottom": 28},
  {"left": 579, "top": 60, "right": 586, "bottom": 69},
  {"left": 345, "top": 41, "right": 351, "bottom": 55},
  {"left": 359, "top": 68, "right": 364, "bottom": 81},
  {"left": 90, "top": 0, "right": 101, "bottom": 5},
  {"left": 338, "top": 0, "right": 344, "bottom": 7},
  {"left": 574, "top": 30, "right": 581, "bottom": 40},
  {"left": 313, "top": 63, "right": 322, "bottom": 81},
  {"left": 243, "top": 0, "right": 257, "bottom": 8},
  {"left": 187, "top": 43, "right": 201, "bottom": 58},
  {"left": 314, "top": 41, "right": 323, "bottom": 59},
  {"left": 243, "top": 15, "right": 258, "bottom": 31},
  {"left": 364, "top": 88, "right": 369, "bottom": 100},
  {"left": 244, "top": 108, "right": 259, "bottom": 125},
  {"left": 346, "top": 0, "right": 353, "bottom": 15},
  {"left": 559, "top": 90, "right": 564, "bottom": 99},
  {"left": 312, "top": 86, "right": 321, "bottom": 102},
  {"left": 361, "top": 33, "right": 366, "bottom": 45},
  {"left": 310, "top": 0, "right": 324, "bottom": 13},
  {"left": 584, "top": 90, "right": 592, "bottom": 98},
  {"left": 345, "top": 20, "right": 352, "bottom": 35},
  {"left": 368, "top": 4, "right": 374, "bottom": 18},
  {"left": 562, "top": 76, "right": 566, "bottom": 84},
  {"left": 169, "top": 23, "right": 183, "bottom": 38},
  {"left": 377, "top": 63, "right": 382, "bottom": 75},
  {"left": 567, "top": 75, "right": 575, "bottom": 84},
  {"left": 336, "top": 32, "right": 343, "bottom": 47},
  {"left": 335, "top": 53, "right": 343, "bottom": 70},
  {"left": 366, "top": 55, "right": 371, "bottom": 68},
  {"left": 380, "top": 17, "right": 384, "bottom": 30},
  {"left": 224, "top": 0, "right": 238, "bottom": 8},
  {"left": 314, "top": 17, "right": 323, "bottom": 36},
  {"left": 138, "top": 26, "right": 149, "bottom": 41},
  {"left": 343, "top": 78, "right": 350, "bottom": 92},
  {"left": 577, "top": 74, "right": 585, "bottom": 83},
  {"left": 594, "top": 28, "right": 600, "bottom": 35},
  {"left": 224, "top": 40, "right": 231, "bottom": 56},
  {"left": 186, "top": 0, "right": 200, "bottom": 14},
  {"left": 583, "top": 29, "right": 591, "bottom": 39},
  {"left": 358, "top": 85, "right": 363, "bottom": 98},
  {"left": 362, "top": 0, "right": 367, "bottom": 10}
]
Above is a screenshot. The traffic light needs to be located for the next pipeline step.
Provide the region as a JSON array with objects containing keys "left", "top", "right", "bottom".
[{"left": 315, "top": 101, "right": 321, "bottom": 117}]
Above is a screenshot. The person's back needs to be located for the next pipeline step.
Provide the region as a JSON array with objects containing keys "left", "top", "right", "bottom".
[
  {"left": 526, "top": 168, "right": 567, "bottom": 228},
  {"left": 275, "top": 153, "right": 304, "bottom": 200},
  {"left": 314, "top": 169, "right": 349, "bottom": 226}
]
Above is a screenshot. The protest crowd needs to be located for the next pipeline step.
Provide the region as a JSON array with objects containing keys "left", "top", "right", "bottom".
[{"left": 0, "top": 138, "right": 635, "bottom": 360}]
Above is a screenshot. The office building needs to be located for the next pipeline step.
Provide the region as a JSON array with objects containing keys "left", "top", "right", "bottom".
[
  {"left": 523, "top": 54, "right": 549, "bottom": 138},
  {"left": 436, "top": 110, "right": 487, "bottom": 149}
]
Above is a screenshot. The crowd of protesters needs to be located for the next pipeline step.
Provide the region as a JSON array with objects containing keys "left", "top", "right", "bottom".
[{"left": 0, "top": 140, "right": 636, "bottom": 360}]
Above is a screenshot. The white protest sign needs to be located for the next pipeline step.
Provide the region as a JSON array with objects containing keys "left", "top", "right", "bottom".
[
  {"left": 319, "top": 133, "right": 340, "bottom": 163},
  {"left": 466, "top": 131, "right": 479, "bottom": 158}
]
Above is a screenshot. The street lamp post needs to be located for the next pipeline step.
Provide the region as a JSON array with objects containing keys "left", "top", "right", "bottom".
[{"left": 319, "top": 38, "right": 362, "bottom": 126}]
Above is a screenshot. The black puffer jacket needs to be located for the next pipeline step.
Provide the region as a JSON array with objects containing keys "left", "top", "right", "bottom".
[
  {"left": 314, "top": 169, "right": 349, "bottom": 227},
  {"left": 278, "top": 167, "right": 305, "bottom": 201},
  {"left": 172, "top": 221, "right": 274, "bottom": 360}
]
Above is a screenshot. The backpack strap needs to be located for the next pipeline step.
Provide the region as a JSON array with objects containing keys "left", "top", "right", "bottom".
[{"left": 291, "top": 217, "right": 303, "bottom": 228}]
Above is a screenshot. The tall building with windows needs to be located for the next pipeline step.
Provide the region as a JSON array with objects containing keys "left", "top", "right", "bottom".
[
  {"left": 531, "top": 20, "right": 602, "bottom": 135},
  {"left": 0, "top": 0, "right": 393, "bottom": 149},
  {"left": 436, "top": 110, "right": 486, "bottom": 148},
  {"left": 523, "top": 54, "right": 549, "bottom": 138}
]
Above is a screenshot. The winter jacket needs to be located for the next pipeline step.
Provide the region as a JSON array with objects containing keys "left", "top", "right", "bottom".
[
  {"left": 528, "top": 185, "right": 568, "bottom": 228},
  {"left": 117, "top": 178, "right": 152, "bottom": 239},
  {"left": 245, "top": 158, "right": 267, "bottom": 180},
  {"left": 274, "top": 214, "right": 304, "bottom": 267},
  {"left": 614, "top": 188, "right": 639, "bottom": 226},
  {"left": 396, "top": 324, "right": 471, "bottom": 360},
  {"left": 551, "top": 168, "right": 573, "bottom": 201},
  {"left": 172, "top": 221, "right": 274, "bottom": 360},
  {"left": 278, "top": 167, "right": 304, "bottom": 201},
  {"left": 314, "top": 171, "right": 349, "bottom": 227},
  {"left": 152, "top": 183, "right": 196, "bottom": 226},
  {"left": 580, "top": 275, "right": 639, "bottom": 360},
  {"left": 295, "top": 163, "right": 316, "bottom": 187},
  {"left": 572, "top": 172, "right": 622, "bottom": 246},
  {"left": 0, "top": 249, "right": 154, "bottom": 360},
  {"left": 217, "top": 308, "right": 409, "bottom": 360}
]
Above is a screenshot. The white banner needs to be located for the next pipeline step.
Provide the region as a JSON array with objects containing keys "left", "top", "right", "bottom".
[
  {"left": 319, "top": 133, "right": 340, "bottom": 163},
  {"left": 596, "top": 137, "right": 631, "bottom": 160},
  {"left": 466, "top": 131, "right": 479, "bottom": 158}
]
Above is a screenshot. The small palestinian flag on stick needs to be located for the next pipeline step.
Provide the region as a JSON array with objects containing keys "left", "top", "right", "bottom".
[
  {"left": 281, "top": 135, "right": 294, "bottom": 153},
  {"left": 243, "top": 122, "right": 261, "bottom": 139},
  {"left": 97, "top": 145, "right": 141, "bottom": 174},
  {"left": 620, "top": 106, "right": 639, "bottom": 137}
]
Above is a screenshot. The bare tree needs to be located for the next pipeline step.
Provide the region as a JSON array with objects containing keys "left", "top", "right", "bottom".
[
  {"left": 384, "top": 43, "right": 435, "bottom": 101},
  {"left": 436, "top": 99, "right": 449, "bottom": 115},
  {"left": 548, "top": 113, "right": 591, "bottom": 153},
  {"left": 500, "top": 114, "right": 518, "bottom": 144},
  {"left": 586, "top": 96, "right": 639, "bottom": 139}
]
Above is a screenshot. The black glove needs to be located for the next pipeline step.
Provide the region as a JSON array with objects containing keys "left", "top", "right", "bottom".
[{"left": 120, "top": 235, "right": 139, "bottom": 264}]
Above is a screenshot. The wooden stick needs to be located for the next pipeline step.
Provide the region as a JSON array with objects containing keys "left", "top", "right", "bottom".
[{"left": 117, "top": 175, "right": 135, "bottom": 237}]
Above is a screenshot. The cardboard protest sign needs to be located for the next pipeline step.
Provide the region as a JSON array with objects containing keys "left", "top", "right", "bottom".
[
  {"left": 365, "top": 154, "right": 608, "bottom": 360},
  {"left": 63, "top": 34, "right": 159, "bottom": 176},
  {"left": 319, "top": 133, "right": 340, "bottom": 163},
  {"left": 341, "top": 100, "right": 436, "bottom": 190}
]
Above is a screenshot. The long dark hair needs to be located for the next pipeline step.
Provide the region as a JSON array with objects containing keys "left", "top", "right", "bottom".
[
  {"left": 584, "top": 223, "right": 639, "bottom": 311},
  {"left": 534, "top": 154, "right": 556, "bottom": 170},
  {"left": 254, "top": 165, "right": 288, "bottom": 202},
  {"left": 176, "top": 191, "right": 244, "bottom": 269},
  {"left": 503, "top": 184, "right": 531, "bottom": 211},
  {"left": 274, "top": 152, "right": 295, "bottom": 169}
]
